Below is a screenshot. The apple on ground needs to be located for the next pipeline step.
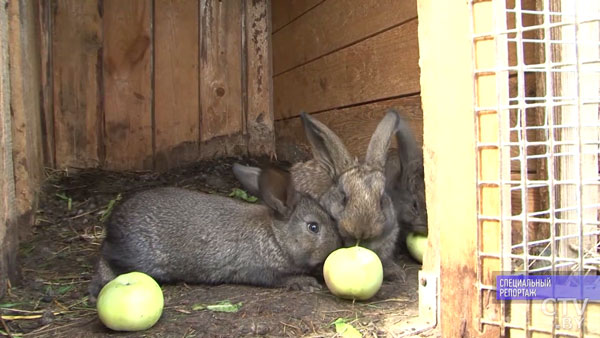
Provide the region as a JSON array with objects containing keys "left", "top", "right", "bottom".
[
  {"left": 323, "top": 246, "right": 383, "bottom": 301},
  {"left": 406, "top": 232, "right": 427, "bottom": 263},
  {"left": 96, "top": 271, "right": 164, "bottom": 331}
]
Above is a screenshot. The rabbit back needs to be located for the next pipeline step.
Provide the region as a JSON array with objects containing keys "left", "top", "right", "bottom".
[
  {"left": 92, "top": 186, "right": 341, "bottom": 295},
  {"left": 102, "top": 188, "right": 275, "bottom": 283}
]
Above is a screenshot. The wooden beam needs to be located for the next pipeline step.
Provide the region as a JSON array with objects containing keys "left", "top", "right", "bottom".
[
  {"left": 37, "top": 0, "right": 54, "bottom": 168},
  {"left": 8, "top": 0, "right": 44, "bottom": 230},
  {"left": 0, "top": 0, "right": 18, "bottom": 298},
  {"left": 245, "top": 0, "right": 275, "bottom": 157}
]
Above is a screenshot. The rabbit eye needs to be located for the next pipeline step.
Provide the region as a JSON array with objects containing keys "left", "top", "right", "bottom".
[
  {"left": 412, "top": 200, "right": 419, "bottom": 212},
  {"left": 307, "top": 222, "right": 320, "bottom": 234}
]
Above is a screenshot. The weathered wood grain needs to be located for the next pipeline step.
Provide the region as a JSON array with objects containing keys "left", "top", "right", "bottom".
[
  {"left": 0, "top": 0, "right": 18, "bottom": 298},
  {"left": 200, "top": 0, "right": 243, "bottom": 144},
  {"left": 103, "top": 0, "right": 153, "bottom": 170},
  {"left": 154, "top": 0, "right": 200, "bottom": 171},
  {"left": 245, "top": 0, "right": 275, "bottom": 157},
  {"left": 8, "top": 0, "right": 44, "bottom": 227},
  {"left": 37, "top": 0, "right": 54, "bottom": 168},
  {"left": 273, "top": 19, "right": 420, "bottom": 120},
  {"left": 52, "top": 0, "right": 102, "bottom": 168},
  {"left": 273, "top": 0, "right": 417, "bottom": 75},
  {"left": 271, "top": 0, "right": 322, "bottom": 33}
]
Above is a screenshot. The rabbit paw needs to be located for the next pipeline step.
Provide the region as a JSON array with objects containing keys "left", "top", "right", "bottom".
[{"left": 282, "top": 275, "right": 323, "bottom": 292}]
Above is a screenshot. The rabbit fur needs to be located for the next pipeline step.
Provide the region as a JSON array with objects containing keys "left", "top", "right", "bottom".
[
  {"left": 237, "top": 111, "right": 406, "bottom": 280},
  {"left": 88, "top": 167, "right": 342, "bottom": 299}
]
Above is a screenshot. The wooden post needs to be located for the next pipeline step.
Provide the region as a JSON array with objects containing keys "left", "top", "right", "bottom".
[
  {"left": 245, "top": 0, "right": 275, "bottom": 157},
  {"left": 418, "top": 0, "right": 506, "bottom": 336},
  {"left": 8, "top": 0, "right": 44, "bottom": 233},
  {"left": 0, "top": 0, "right": 18, "bottom": 298}
]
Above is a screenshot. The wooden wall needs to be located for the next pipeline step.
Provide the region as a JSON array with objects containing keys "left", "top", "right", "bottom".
[
  {"left": 1, "top": 0, "right": 45, "bottom": 297},
  {"left": 272, "top": 0, "right": 422, "bottom": 161},
  {"left": 0, "top": 0, "right": 16, "bottom": 298},
  {"left": 41, "top": 0, "right": 274, "bottom": 172}
]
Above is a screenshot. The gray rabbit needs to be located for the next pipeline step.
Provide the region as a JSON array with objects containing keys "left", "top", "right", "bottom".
[
  {"left": 384, "top": 111, "right": 428, "bottom": 253},
  {"left": 88, "top": 166, "right": 342, "bottom": 299},
  {"left": 237, "top": 111, "right": 405, "bottom": 280}
]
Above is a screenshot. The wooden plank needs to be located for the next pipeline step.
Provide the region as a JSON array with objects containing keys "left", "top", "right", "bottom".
[
  {"left": 8, "top": 0, "right": 44, "bottom": 229},
  {"left": 37, "top": 0, "right": 54, "bottom": 168},
  {"left": 200, "top": 0, "right": 243, "bottom": 143},
  {"left": 271, "top": 0, "right": 322, "bottom": 33},
  {"left": 273, "top": 19, "right": 420, "bottom": 120},
  {"left": 245, "top": 0, "right": 275, "bottom": 157},
  {"left": 0, "top": 0, "right": 18, "bottom": 298},
  {"left": 273, "top": 0, "right": 417, "bottom": 75},
  {"left": 52, "top": 0, "right": 102, "bottom": 168},
  {"left": 418, "top": 0, "right": 500, "bottom": 336},
  {"left": 103, "top": 0, "right": 153, "bottom": 170},
  {"left": 154, "top": 0, "right": 199, "bottom": 171},
  {"left": 275, "top": 96, "right": 422, "bottom": 162}
]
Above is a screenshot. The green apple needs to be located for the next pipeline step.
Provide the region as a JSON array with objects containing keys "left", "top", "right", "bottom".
[
  {"left": 406, "top": 232, "right": 427, "bottom": 263},
  {"left": 323, "top": 246, "right": 383, "bottom": 301},
  {"left": 96, "top": 271, "right": 164, "bottom": 331}
]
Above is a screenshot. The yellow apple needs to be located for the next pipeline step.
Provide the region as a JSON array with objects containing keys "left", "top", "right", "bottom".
[
  {"left": 406, "top": 232, "right": 427, "bottom": 263},
  {"left": 323, "top": 246, "right": 383, "bottom": 301},
  {"left": 96, "top": 271, "right": 164, "bottom": 331}
]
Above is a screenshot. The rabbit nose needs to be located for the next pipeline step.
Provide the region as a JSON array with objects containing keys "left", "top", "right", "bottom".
[
  {"left": 356, "top": 218, "right": 382, "bottom": 240},
  {"left": 340, "top": 219, "right": 370, "bottom": 241}
]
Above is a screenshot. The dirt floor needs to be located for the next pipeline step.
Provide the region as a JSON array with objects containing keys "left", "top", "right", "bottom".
[{"left": 0, "top": 157, "right": 432, "bottom": 337}]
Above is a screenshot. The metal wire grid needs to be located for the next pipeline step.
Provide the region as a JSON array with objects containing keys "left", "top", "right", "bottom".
[{"left": 471, "top": 0, "right": 599, "bottom": 336}]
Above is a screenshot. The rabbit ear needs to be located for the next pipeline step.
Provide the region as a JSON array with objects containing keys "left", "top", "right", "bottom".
[
  {"left": 258, "top": 167, "right": 293, "bottom": 217},
  {"left": 365, "top": 110, "right": 400, "bottom": 169},
  {"left": 233, "top": 163, "right": 261, "bottom": 197},
  {"left": 394, "top": 114, "right": 420, "bottom": 166},
  {"left": 300, "top": 112, "right": 353, "bottom": 177}
]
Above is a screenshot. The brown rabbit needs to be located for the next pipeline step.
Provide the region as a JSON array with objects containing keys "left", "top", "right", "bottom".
[
  {"left": 384, "top": 112, "right": 428, "bottom": 255},
  {"left": 234, "top": 112, "right": 405, "bottom": 280}
]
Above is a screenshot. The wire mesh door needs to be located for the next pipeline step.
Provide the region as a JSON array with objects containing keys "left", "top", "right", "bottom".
[{"left": 471, "top": 0, "right": 600, "bottom": 336}]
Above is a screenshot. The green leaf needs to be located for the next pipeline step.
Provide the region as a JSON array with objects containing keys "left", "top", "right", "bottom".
[
  {"left": 57, "top": 285, "right": 74, "bottom": 295},
  {"left": 0, "top": 303, "right": 21, "bottom": 308},
  {"left": 192, "top": 300, "right": 242, "bottom": 313},
  {"left": 55, "top": 193, "right": 73, "bottom": 211},
  {"left": 191, "top": 304, "right": 206, "bottom": 311},
  {"left": 55, "top": 192, "right": 68, "bottom": 200},
  {"left": 100, "top": 193, "right": 122, "bottom": 222},
  {"left": 333, "top": 318, "right": 362, "bottom": 338},
  {"left": 229, "top": 188, "right": 258, "bottom": 203}
]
